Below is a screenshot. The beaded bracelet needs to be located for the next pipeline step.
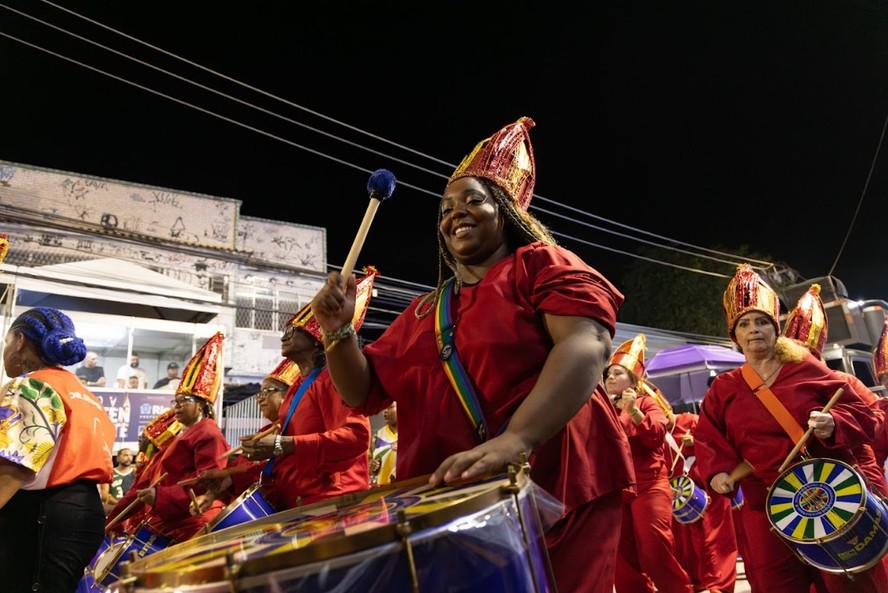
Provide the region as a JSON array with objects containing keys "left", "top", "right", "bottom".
[{"left": 322, "top": 322, "right": 356, "bottom": 344}]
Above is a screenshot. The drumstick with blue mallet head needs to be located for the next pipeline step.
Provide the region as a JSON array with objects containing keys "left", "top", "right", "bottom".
[
  {"left": 326, "top": 168, "right": 396, "bottom": 352},
  {"left": 778, "top": 387, "right": 844, "bottom": 473}
]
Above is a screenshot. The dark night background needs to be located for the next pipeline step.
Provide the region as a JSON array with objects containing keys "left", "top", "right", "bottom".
[{"left": 3, "top": 1, "right": 887, "bottom": 306}]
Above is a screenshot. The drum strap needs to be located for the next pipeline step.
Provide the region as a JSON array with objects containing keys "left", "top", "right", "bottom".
[
  {"left": 263, "top": 367, "right": 321, "bottom": 478},
  {"left": 740, "top": 363, "right": 806, "bottom": 445},
  {"left": 435, "top": 279, "right": 489, "bottom": 443}
]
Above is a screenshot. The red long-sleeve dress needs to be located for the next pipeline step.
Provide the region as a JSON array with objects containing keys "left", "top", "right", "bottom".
[
  {"left": 695, "top": 355, "right": 886, "bottom": 592},
  {"left": 357, "top": 243, "right": 635, "bottom": 593}
]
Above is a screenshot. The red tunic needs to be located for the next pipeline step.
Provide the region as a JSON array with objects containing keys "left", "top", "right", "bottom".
[
  {"left": 614, "top": 395, "right": 693, "bottom": 593},
  {"left": 695, "top": 355, "right": 886, "bottom": 592},
  {"left": 359, "top": 243, "right": 633, "bottom": 593},
  {"left": 109, "top": 418, "right": 229, "bottom": 542},
  {"left": 836, "top": 371, "right": 888, "bottom": 495},
  {"left": 873, "top": 398, "right": 888, "bottom": 470},
  {"left": 233, "top": 370, "right": 370, "bottom": 510},
  {"left": 667, "top": 412, "right": 738, "bottom": 593}
]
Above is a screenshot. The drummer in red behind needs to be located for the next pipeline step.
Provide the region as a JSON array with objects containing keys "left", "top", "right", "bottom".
[
  {"left": 782, "top": 283, "right": 888, "bottom": 497},
  {"left": 871, "top": 318, "right": 888, "bottom": 473},
  {"left": 605, "top": 333, "right": 693, "bottom": 593},
  {"left": 200, "top": 274, "right": 374, "bottom": 511},
  {"left": 666, "top": 410, "right": 739, "bottom": 593},
  {"left": 106, "top": 333, "right": 229, "bottom": 542},
  {"left": 694, "top": 264, "right": 886, "bottom": 592}
]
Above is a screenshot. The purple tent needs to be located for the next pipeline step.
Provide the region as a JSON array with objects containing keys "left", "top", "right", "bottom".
[{"left": 646, "top": 344, "right": 746, "bottom": 409}]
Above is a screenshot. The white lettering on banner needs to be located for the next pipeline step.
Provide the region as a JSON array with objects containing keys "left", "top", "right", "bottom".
[{"left": 69, "top": 390, "right": 107, "bottom": 413}]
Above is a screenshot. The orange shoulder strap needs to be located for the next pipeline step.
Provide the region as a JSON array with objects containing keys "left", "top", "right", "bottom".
[{"left": 740, "top": 363, "right": 806, "bottom": 445}]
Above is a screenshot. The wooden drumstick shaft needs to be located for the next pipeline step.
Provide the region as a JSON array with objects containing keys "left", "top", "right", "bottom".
[
  {"left": 778, "top": 387, "right": 844, "bottom": 473},
  {"left": 341, "top": 198, "right": 382, "bottom": 281},
  {"left": 727, "top": 460, "right": 754, "bottom": 484},
  {"left": 188, "top": 487, "right": 201, "bottom": 515},
  {"left": 669, "top": 439, "right": 686, "bottom": 474},
  {"left": 106, "top": 471, "right": 168, "bottom": 533},
  {"left": 218, "top": 423, "right": 280, "bottom": 460}
]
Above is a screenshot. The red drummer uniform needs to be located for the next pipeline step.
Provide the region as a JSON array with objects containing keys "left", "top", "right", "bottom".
[
  {"left": 835, "top": 370, "right": 888, "bottom": 496},
  {"left": 355, "top": 243, "right": 634, "bottom": 593},
  {"left": 666, "top": 412, "right": 738, "bottom": 593},
  {"left": 695, "top": 356, "right": 887, "bottom": 593},
  {"left": 110, "top": 418, "right": 228, "bottom": 542},
  {"left": 613, "top": 390, "right": 693, "bottom": 593},
  {"left": 230, "top": 370, "right": 370, "bottom": 510}
]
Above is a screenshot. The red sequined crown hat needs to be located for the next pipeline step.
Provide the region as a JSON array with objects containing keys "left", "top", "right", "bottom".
[
  {"left": 286, "top": 266, "right": 379, "bottom": 342},
  {"left": 448, "top": 117, "right": 537, "bottom": 211},
  {"left": 874, "top": 317, "right": 888, "bottom": 380},
  {"left": 143, "top": 409, "right": 183, "bottom": 449},
  {"left": 608, "top": 333, "right": 647, "bottom": 377},
  {"left": 723, "top": 264, "right": 780, "bottom": 342},
  {"left": 265, "top": 358, "right": 300, "bottom": 387},
  {"left": 783, "top": 283, "right": 828, "bottom": 356},
  {"left": 176, "top": 331, "right": 224, "bottom": 404}
]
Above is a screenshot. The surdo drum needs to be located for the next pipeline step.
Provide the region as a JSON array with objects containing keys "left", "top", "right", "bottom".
[
  {"left": 203, "top": 482, "right": 276, "bottom": 534},
  {"left": 78, "top": 520, "right": 171, "bottom": 592},
  {"left": 107, "top": 465, "right": 555, "bottom": 592},
  {"left": 671, "top": 474, "right": 709, "bottom": 525},
  {"left": 766, "top": 458, "right": 888, "bottom": 574}
]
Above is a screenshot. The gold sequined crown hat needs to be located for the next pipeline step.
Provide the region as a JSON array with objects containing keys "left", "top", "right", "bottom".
[
  {"left": 874, "top": 317, "right": 888, "bottom": 380},
  {"left": 782, "top": 283, "right": 828, "bottom": 356},
  {"left": 176, "top": 331, "right": 225, "bottom": 404},
  {"left": 0, "top": 234, "right": 8, "bottom": 266},
  {"left": 723, "top": 263, "right": 780, "bottom": 343},
  {"left": 608, "top": 333, "right": 647, "bottom": 377},
  {"left": 265, "top": 358, "right": 300, "bottom": 387},
  {"left": 287, "top": 266, "right": 380, "bottom": 342},
  {"left": 448, "top": 116, "right": 537, "bottom": 211},
  {"left": 144, "top": 409, "right": 183, "bottom": 449}
]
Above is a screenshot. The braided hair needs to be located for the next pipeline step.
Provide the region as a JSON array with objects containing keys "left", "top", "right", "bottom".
[
  {"left": 416, "top": 178, "right": 557, "bottom": 319},
  {"left": 9, "top": 307, "right": 87, "bottom": 367}
]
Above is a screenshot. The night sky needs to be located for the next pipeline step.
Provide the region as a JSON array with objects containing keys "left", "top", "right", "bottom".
[{"left": 3, "top": 1, "right": 888, "bottom": 307}]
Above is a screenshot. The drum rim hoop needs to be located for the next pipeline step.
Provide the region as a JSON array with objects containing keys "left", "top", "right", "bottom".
[
  {"left": 766, "top": 457, "right": 872, "bottom": 543},
  {"left": 128, "top": 471, "right": 530, "bottom": 588}
]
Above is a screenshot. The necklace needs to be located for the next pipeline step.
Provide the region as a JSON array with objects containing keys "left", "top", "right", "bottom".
[{"left": 759, "top": 364, "right": 781, "bottom": 384}]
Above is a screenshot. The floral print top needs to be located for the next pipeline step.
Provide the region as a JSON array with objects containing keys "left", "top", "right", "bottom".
[{"left": 0, "top": 377, "right": 65, "bottom": 473}]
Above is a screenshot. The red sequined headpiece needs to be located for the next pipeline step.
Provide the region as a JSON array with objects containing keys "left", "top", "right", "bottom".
[
  {"left": 448, "top": 117, "right": 537, "bottom": 211},
  {"left": 176, "top": 331, "right": 224, "bottom": 404},
  {"left": 608, "top": 334, "right": 647, "bottom": 378},
  {"left": 287, "top": 267, "right": 379, "bottom": 342},
  {"left": 874, "top": 317, "right": 888, "bottom": 380},
  {"left": 723, "top": 264, "right": 780, "bottom": 343},
  {"left": 783, "top": 284, "right": 828, "bottom": 356}
]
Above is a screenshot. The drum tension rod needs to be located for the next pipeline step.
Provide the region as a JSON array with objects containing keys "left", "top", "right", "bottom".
[
  {"left": 395, "top": 509, "right": 420, "bottom": 593},
  {"left": 224, "top": 550, "right": 243, "bottom": 593}
]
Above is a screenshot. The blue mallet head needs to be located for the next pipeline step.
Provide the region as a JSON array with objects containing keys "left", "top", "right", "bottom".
[{"left": 367, "top": 169, "right": 396, "bottom": 201}]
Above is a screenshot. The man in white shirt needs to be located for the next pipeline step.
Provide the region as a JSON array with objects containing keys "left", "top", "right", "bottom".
[{"left": 116, "top": 352, "right": 148, "bottom": 388}]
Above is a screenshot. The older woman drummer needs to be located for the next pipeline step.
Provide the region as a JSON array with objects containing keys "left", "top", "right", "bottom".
[{"left": 694, "top": 264, "right": 887, "bottom": 592}]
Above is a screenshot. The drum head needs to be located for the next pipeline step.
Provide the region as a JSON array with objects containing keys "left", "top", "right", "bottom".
[
  {"left": 767, "top": 458, "right": 866, "bottom": 543},
  {"left": 670, "top": 475, "right": 696, "bottom": 510}
]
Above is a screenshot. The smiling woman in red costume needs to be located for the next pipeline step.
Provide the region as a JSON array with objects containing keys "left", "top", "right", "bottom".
[{"left": 310, "top": 117, "right": 634, "bottom": 593}]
